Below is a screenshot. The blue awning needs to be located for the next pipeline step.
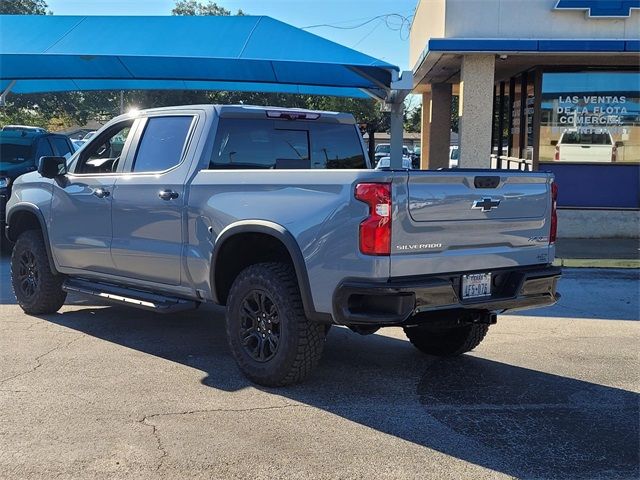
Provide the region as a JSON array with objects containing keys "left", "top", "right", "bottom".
[{"left": 0, "top": 15, "right": 398, "bottom": 99}]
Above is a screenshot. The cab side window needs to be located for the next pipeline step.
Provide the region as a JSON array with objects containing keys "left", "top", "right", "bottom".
[
  {"left": 75, "top": 121, "right": 134, "bottom": 174},
  {"left": 209, "top": 119, "right": 310, "bottom": 169},
  {"left": 131, "top": 116, "right": 194, "bottom": 173}
]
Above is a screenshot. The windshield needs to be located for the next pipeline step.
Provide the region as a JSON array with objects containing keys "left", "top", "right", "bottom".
[
  {"left": 561, "top": 131, "right": 612, "bottom": 145},
  {"left": 0, "top": 143, "right": 32, "bottom": 164}
]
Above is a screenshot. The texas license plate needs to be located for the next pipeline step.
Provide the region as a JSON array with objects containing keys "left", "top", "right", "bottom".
[{"left": 462, "top": 273, "right": 492, "bottom": 299}]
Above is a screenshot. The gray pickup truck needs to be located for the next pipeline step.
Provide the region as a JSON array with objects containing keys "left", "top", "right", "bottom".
[{"left": 5, "top": 105, "right": 560, "bottom": 386}]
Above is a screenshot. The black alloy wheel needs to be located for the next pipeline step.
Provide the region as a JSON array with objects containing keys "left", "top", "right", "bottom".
[
  {"left": 239, "top": 290, "right": 281, "bottom": 362},
  {"left": 16, "top": 249, "right": 40, "bottom": 299}
]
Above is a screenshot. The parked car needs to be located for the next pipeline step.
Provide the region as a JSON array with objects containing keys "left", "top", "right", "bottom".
[
  {"left": 449, "top": 145, "right": 459, "bottom": 168},
  {"left": 412, "top": 146, "right": 421, "bottom": 167},
  {"left": 82, "top": 131, "right": 97, "bottom": 141},
  {"left": 1, "top": 125, "right": 48, "bottom": 134},
  {"left": 375, "top": 155, "right": 414, "bottom": 169},
  {"left": 374, "top": 143, "right": 411, "bottom": 166},
  {"left": 5, "top": 104, "right": 560, "bottom": 386},
  {"left": 1, "top": 129, "right": 74, "bottom": 249},
  {"left": 553, "top": 129, "right": 617, "bottom": 162},
  {"left": 71, "top": 139, "right": 86, "bottom": 151}
]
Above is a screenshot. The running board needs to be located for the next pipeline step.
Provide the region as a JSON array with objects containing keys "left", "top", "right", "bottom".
[{"left": 63, "top": 278, "right": 198, "bottom": 313}]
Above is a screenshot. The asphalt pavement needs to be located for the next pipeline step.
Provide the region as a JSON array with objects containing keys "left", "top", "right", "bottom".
[{"left": 0, "top": 253, "right": 638, "bottom": 479}]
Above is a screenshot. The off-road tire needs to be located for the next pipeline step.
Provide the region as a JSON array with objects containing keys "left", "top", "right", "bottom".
[
  {"left": 226, "top": 262, "right": 325, "bottom": 387},
  {"left": 403, "top": 323, "right": 489, "bottom": 356},
  {"left": 11, "top": 230, "right": 66, "bottom": 314}
]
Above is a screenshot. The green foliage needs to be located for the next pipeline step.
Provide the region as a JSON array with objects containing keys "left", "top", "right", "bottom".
[
  {"left": 0, "top": 0, "right": 49, "bottom": 14},
  {"left": 451, "top": 95, "right": 459, "bottom": 133},
  {"left": 171, "top": 0, "right": 243, "bottom": 16},
  {"left": 405, "top": 105, "right": 421, "bottom": 133}
]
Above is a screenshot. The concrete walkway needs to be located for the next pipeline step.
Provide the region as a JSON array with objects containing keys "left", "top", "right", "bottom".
[{"left": 554, "top": 238, "right": 639, "bottom": 268}]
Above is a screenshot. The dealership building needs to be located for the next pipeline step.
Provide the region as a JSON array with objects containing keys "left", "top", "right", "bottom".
[{"left": 410, "top": 0, "right": 639, "bottom": 237}]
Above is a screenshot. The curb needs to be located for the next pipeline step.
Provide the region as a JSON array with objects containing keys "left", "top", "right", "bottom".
[{"left": 553, "top": 258, "right": 640, "bottom": 269}]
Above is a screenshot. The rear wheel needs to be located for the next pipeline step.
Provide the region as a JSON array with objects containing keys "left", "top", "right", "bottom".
[
  {"left": 11, "top": 230, "right": 66, "bottom": 314},
  {"left": 403, "top": 323, "right": 489, "bottom": 356},
  {"left": 225, "top": 262, "right": 325, "bottom": 387}
]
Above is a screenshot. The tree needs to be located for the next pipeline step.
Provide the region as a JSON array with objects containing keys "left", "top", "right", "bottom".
[
  {"left": 0, "top": 0, "right": 49, "bottom": 14},
  {"left": 405, "top": 105, "right": 421, "bottom": 133},
  {"left": 172, "top": 0, "right": 243, "bottom": 16}
]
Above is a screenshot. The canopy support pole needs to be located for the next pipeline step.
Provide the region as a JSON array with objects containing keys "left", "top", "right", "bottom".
[
  {"left": 389, "top": 101, "right": 405, "bottom": 169},
  {"left": 385, "top": 71, "right": 413, "bottom": 170},
  {"left": 0, "top": 80, "right": 16, "bottom": 107}
]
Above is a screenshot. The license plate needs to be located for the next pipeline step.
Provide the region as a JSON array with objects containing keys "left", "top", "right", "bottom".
[{"left": 462, "top": 273, "right": 492, "bottom": 299}]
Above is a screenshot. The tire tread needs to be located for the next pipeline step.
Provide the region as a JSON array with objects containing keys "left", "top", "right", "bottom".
[
  {"left": 11, "top": 230, "right": 66, "bottom": 315},
  {"left": 226, "top": 262, "right": 324, "bottom": 387},
  {"left": 404, "top": 323, "right": 489, "bottom": 357}
]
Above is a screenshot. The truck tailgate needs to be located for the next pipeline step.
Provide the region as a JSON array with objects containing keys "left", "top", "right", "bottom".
[
  {"left": 558, "top": 144, "right": 612, "bottom": 162},
  {"left": 390, "top": 170, "right": 554, "bottom": 277}
]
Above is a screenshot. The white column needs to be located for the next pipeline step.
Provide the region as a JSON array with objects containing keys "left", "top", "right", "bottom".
[{"left": 458, "top": 54, "right": 495, "bottom": 168}]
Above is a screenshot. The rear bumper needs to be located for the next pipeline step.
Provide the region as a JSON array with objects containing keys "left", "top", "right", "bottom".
[{"left": 333, "top": 265, "right": 561, "bottom": 326}]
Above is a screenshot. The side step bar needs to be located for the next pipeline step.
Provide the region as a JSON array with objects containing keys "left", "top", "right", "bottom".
[{"left": 63, "top": 278, "right": 198, "bottom": 313}]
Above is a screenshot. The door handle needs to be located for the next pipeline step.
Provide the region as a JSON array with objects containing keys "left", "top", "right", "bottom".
[
  {"left": 158, "top": 189, "right": 179, "bottom": 200},
  {"left": 93, "top": 188, "right": 110, "bottom": 198}
]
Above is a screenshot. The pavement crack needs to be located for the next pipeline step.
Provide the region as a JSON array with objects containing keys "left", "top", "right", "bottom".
[
  {"left": 139, "top": 416, "right": 168, "bottom": 472},
  {"left": 144, "top": 403, "right": 309, "bottom": 421},
  {"left": 0, "top": 335, "right": 82, "bottom": 385},
  {"left": 136, "top": 403, "right": 308, "bottom": 471}
]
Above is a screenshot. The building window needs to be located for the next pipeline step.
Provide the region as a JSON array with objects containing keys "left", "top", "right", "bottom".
[{"left": 539, "top": 71, "right": 639, "bottom": 164}]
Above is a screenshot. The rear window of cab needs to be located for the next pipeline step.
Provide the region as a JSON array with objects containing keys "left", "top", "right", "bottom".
[{"left": 209, "top": 118, "right": 366, "bottom": 170}]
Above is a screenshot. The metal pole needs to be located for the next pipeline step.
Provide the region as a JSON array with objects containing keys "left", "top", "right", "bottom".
[
  {"left": 386, "top": 71, "right": 413, "bottom": 170},
  {"left": 389, "top": 101, "right": 404, "bottom": 169},
  {"left": 0, "top": 80, "right": 17, "bottom": 107}
]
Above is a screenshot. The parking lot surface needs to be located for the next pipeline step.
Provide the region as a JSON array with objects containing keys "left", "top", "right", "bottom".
[{"left": 0, "top": 254, "right": 638, "bottom": 479}]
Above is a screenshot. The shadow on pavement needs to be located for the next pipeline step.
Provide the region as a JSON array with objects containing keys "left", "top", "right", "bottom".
[
  {"left": 0, "top": 252, "right": 109, "bottom": 307},
  {"left": 514, "top": 268, "right": 639, "bottom": 321},
  {"left": 36, "top": 304, "right": 639, "bottom": 479}
]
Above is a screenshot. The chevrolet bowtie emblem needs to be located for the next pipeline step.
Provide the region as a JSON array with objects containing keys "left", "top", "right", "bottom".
[{"left": 472, "top": 198, "right": 501, "bottom": 212}]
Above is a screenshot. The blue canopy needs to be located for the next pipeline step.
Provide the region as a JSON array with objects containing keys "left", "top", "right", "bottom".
[{"left": 0, "top": 15, "right": 398, "bottom": 99}]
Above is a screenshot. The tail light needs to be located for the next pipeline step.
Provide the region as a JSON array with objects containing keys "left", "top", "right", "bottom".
[
  {"left": 550, "top": 182, "right": 558, "bottom": 244},
  {"left": 554, "top": 145, "right": 560, "bottom": 161},
  {"left": 355, "top": 183, "right": 391, "bottom": 255},
  {"left": 612, "top": 145, "right": 617, "bottom": 162}
]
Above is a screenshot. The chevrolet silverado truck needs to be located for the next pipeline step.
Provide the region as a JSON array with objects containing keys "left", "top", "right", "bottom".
[{"left": 5, "top": 105, "right": 560, "bottom": 386}]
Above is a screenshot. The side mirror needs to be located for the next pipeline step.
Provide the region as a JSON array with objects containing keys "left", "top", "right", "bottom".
[
  {"left": 38, "top": 156, "right": 68, "bottom": 178},
  {"left": 615, "top": 141, "right": 624, "bottom": 148},
  {"left": 550, "top": 140, "right": 558, "bottom": 146}
]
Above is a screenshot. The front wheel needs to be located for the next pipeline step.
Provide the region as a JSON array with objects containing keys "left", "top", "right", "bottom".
[
  {"left": 403, "top": 323, "right": 489, "bottom": 357},
  {"left": 11, "top": 230, "right": 66, "bottom": 314},
  {"left": 225, "top": 262, "right": 325, "bottom": 387}
]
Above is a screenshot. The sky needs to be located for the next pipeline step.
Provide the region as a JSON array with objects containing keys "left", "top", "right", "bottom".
[{"left": 45, "top": 0, "right": 417, "bottom": 71}]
